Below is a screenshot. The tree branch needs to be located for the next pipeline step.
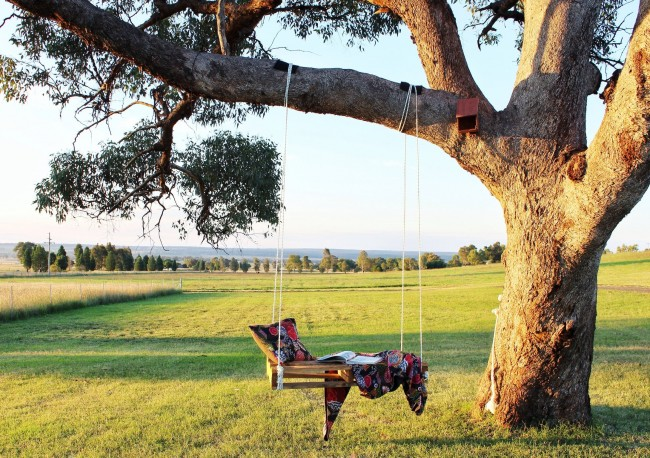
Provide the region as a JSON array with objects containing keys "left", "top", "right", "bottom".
[
  {"left": 216, "top": 0, "right": 230, "bottom": 55},
  {"left": 566, "top": 0, "right": 650, "bottom": 254},
  {"left": 106, "top": 171, "right": 163, "bottom": 214},
  {"left": 73, "top": 100, "right": 154, "bottom": 147},
  {"left": 366, "top": 0, "right": 488, "bottom": 102},
  {"left": 508, "top": 0, "right": 604, "bottom": 144},
  {"left": 7, "top": 0, "right": 472, "bottom": 151}
]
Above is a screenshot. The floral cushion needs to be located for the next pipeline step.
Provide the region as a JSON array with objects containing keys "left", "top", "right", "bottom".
[{"left": 249, "top": 317, "right": 314, "bottom": 363}]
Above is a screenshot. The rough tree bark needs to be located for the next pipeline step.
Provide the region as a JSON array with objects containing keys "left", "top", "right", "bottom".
[{"left": 6, "top": 0, "right": 650, "bottom": 427}]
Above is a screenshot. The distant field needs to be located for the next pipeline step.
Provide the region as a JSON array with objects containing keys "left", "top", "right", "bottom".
[
  {"left": 0, "top": 259, "right": 21, "bottom": 272},
  {"left": 0, "top": 279, "right": 180, "bottom": 321},
  {"left": 0, "top": 252, "right": 647, "bottom": 456}
]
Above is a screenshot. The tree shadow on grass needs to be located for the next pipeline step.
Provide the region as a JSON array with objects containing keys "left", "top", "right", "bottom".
[
  {"left": 389, "top": 405, "right": 650, "bottom": 449},
  {"left": 0, "top": 331, "right": 492, "bottom": 380},
  {"left": 0, "top": 326, "right": 647, "bottom": 382}
]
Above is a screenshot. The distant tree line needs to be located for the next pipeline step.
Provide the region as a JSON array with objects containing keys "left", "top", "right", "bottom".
[
  {"left": 163, "top": 243, "right": 509, "bottom": 274},
  {"left": 14, "top": 241, "right": 509, "bottom": 274},
  {"left": 13, "top": 242, "right": 178, "bottom": 272}
]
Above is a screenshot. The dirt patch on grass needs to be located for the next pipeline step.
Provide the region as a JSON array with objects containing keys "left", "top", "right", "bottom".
[{"left": 600, "top": 285, "right": 650, "bottom": 294}]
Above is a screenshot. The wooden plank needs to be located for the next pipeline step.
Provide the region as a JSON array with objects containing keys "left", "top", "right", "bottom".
[
  {"left": 271, "top": 380, "right": 353, "bottom": 389},
  {"left": 268, "top": 359, "right": 429, "bottom": 372},
  {"left": 266, "top": 358, "right": 429, "bottom": 390}
]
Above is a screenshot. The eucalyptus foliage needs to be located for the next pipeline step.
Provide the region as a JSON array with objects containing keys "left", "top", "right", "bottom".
[{"left": 35, "top": 131, "right": 282, "bottom": 246}]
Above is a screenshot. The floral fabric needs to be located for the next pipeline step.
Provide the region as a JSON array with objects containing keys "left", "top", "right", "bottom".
[
  {"left": 323, "top": 386, "right": 350, "bottom": 441},
  {"left": 323, "top": 350, "right": 427, "bottom": 440},
  {"left": 352, "top": 350, "right": 427, "bottom": 415},
  {"left": 249, "top": 317, "right": 314, "bottom": 363}
]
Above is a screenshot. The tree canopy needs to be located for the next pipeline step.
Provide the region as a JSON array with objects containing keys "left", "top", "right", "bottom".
[{"left": 1, "top": 0, "right": 637, "bottom": 246}]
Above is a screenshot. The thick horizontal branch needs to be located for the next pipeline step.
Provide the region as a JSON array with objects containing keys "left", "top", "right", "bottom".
[{"left": 8, "top": 0, "right": 473, "bottom": 150}]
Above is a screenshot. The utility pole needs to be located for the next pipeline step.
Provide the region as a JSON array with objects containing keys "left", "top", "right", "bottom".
[{"left": 47, "top": 232, "right": 52, "bottom": 277}]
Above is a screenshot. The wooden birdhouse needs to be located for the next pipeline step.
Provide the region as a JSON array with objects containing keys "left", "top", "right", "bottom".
[{"left": 456, "top": 98, "right": 479, "bottom": 133}]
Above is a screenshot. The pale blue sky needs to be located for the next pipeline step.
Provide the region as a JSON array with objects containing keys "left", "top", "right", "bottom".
[{"left": 0, "top": 3, "right": 647, "bottom": 253}]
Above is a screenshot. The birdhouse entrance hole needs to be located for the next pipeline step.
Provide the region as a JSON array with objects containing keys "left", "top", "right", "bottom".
[{"left": 456, "top": 98, "right": 479, "bottom": 133}]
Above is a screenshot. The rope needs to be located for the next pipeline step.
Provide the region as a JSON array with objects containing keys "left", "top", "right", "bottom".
[
  {"left": 485, "top": 296, "right": 501, "bottom": 413},
  {"left": 398, "top": 85, "right": 412, "bottom": 133},
  {"left": 272, "top": 65, "right": 293, "bottom": 323},
  {"left": 399, "top": 84, "right": 412, "bottom": 352},
  {"left": 415, "top": 89, "right": 424, "bottom": 363},
  {"left": 399, "top": 85, "right": 427, "bottom": 378},
  {"left": 273, "top": 63, "right": 293, "bottom": 390}
]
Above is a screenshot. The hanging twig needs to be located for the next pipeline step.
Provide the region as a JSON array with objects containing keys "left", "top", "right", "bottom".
[{"left": 217, "top": 0, "right": 230, "bottom": 56}]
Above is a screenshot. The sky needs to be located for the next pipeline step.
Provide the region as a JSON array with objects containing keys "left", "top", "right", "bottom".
[{"left": 0, "top": 3, "right": 647, "bottom": 254}]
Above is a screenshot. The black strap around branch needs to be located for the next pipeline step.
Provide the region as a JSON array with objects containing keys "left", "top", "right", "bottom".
[
  {"left": 400, "top": 82, "right": 423, "bottom": 94},
  {"left": 273, "top": 60, "right": 298, "bottom": 74}
]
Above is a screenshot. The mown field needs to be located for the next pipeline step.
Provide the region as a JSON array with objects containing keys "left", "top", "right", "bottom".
[{"left": 0, "top": 253, "right": 648, "bottom": 456}]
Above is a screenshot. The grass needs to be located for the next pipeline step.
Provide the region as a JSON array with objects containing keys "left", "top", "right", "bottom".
[
  {"left": 0, "top": 253, "right": 648, "bottom": 456},
  {"left": 0, "top": 280, "right": 181, "bottom": 321}
]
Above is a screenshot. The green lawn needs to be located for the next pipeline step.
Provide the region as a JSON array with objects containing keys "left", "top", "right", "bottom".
[{"left": 0, "top": 254, "right": 648, "bottom": 456}]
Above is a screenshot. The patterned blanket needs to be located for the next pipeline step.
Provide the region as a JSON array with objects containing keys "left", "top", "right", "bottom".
[{"left": 323, "top": 350, "right": 427, "bottom": 440}]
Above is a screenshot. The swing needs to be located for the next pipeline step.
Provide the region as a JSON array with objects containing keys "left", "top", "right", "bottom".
[{"left": 250, "top": 62, "right": 429, "bottom": 391}]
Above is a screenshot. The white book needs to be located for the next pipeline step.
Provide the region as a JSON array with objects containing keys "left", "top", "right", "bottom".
[{"left": 316, "top": 351, "right": 382, "bottom": 365}]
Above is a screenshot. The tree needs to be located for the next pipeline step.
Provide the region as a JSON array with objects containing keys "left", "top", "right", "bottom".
[
  {"left": 55, "top": 245, "right": 69, "bottom": 271},
  {"left": 91, "top": 245, "right": 108, "bottom": 270},
  {"left": 147, "top": 255, "right": 156, "bottom": 272},
  {"left": 458, "top": 245, "right": 478, "bottom": 266},
  {"left": 171, "top": 260, "right": 178, "bottom": 272},
  {"left": 105, "top": 251, "right": 116, "bottom": 271},
  {"left": 156, "top": 255, "right": 164, "bottom": 271},
  {"left": 616, "top": 243, "right": 639, "bottom": 253},
  {"left": 481, "top": 242, "right": 505, "bottom": 264},
  {"left": 218, "top": 256, "right": 227, "bottom": 272},
  {"left": 337, "top": 258, "right": 356, "bottom": 273},
  {"left": 320, "top": 249, "right": 333, "bottom": 273},
  {"left": 31, "top": 245, "right": 48, "bottom": 273},
  {"left": 134, "top": 255, "right": 145, "bottom": 272},
  {"left": 302, "top": 256, "right": 313, "bottom": 273},
  {"left": 230, "top": 258, "right": 239, "bottom": 273},
  {"left": 5, "top": 0, "right": 649, "bottom": 429},
  {"left": 262, "top": 258, "right": 270, "bottom": 273},
  {"left": 240, "top": 258, "right": 251, "bottom": 273},
  {"left": 467, "top": 248, "right": 485, "bottom": 265},
  {"left": 421, "top": 252, "right": 446, "bottom": 269},
  {"left": 286, "top": 254, "right": 301, "bottom": 273},
  {"left": 400, "top": 257, "right": 418, "bottom": 271},
  {"left": 253, "top": 257, "right": 261, "bottom": 273},
  {"left": 357, "top": 250, "right": 372, "bottom": 273},
  {"left": 447, "top": 254, "right": 462, "bottom": 268},
  {"left": 73, "top": 243, "right": 84, "bottom": 270},
  {"left": 83, "top": 247, "right": 95, "bottom": 271},
  {"left": 13, "top": 241, "right": 34, "bottom": 272}
]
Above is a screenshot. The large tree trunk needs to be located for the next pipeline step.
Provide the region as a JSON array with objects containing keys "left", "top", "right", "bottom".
[{"left": 476, "top": 187, "right": 603, "bottom": 425}]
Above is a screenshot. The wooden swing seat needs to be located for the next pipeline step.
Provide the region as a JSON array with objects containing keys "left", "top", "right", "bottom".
[{"left": 266, "top": 358, "right": 429, "bottom": 389}]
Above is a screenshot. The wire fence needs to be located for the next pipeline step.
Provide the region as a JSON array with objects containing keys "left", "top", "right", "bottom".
[{"left": 0, "top": 279, "right": 182, "bottom": 321}]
